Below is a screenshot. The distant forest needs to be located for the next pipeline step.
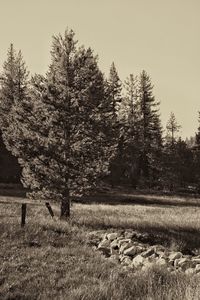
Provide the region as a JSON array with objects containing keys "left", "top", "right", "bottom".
[{"left": 0, "top": 28, "right": 200, "bottom": 205}]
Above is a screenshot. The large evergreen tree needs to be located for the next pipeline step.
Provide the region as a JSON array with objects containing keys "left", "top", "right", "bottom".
[
  {"left": 107, "top": 62, "right": 122, "bottom": 118},
  {"left": 0, "top": 44, "right": 29, "bottom": 161},
  {"left": 137, "top": 70, "right": 162, "bottom": 186},
  {"left": 0, "top": 30, "right": 116, "bottom": 218},
  {"left": 106, "top": 62, "right": 122, "bottom": 186},
  {"left": 162, "top": 113, "right": 186, "bottom": 190},
  {"left": 193, "top": 112, "right": 200, "bottom": 190},
  {"left": 166, "top": 112, "right": 181, "bottom": 147},
  {"left": 0, "top": 44, "right": 29, "bottom": 132},
  {"left": 118, "top": 74, "right": 141, "bottom": 186}
]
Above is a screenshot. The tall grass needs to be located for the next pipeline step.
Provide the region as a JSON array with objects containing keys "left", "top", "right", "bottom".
[{"left": 1, "top": 197, "right": 200, "bottom": 299}]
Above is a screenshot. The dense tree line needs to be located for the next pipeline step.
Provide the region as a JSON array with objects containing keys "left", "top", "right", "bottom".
[{"left": 0, "top": 28, "right": 200, "bottom": 217}]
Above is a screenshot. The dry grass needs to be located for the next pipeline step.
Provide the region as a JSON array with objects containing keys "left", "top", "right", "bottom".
[
  {"left": 1, "top": 194, "right": 200, "bottom": 299},
  {"left": 72, "top": 202, "right": 200, "bottom": 253}
]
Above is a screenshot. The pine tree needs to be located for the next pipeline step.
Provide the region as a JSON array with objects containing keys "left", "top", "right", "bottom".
[
  {"left": 1, "top": 30, "right": 117, "bottom": 218},
  {"left": 166, "top": 112, "right": 181, "bottom": 147},
  {"left": 195, "top": 112, "right": 200, "bottom": 148},
  {"left": 105, "top": 62, "right": 122, "bottom": 186},
  {"left": 107, "top": 62, "right": 122, "bottom": 118},
  {"left": 137, "top": 70, "right": 162, "bottom": 186},
  {"left": 163, "top": 113, "right": 182, "bottom": 190},
  {"left": 119, "top": 74, "right": 140, "bottom": 187},
  {"left": 193, "top": 112, "right": 200, "bottom": 190},
  {"left": 0, "top": 44, "right": 29, "bottom": 158}
]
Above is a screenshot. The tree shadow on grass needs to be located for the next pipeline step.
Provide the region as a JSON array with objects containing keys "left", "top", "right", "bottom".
[
  {"left": 0, "top": 188, "right": 26, "bottom": 198},
  {"left": 74, "top": 194, "right": 200, "bottom": 208}
]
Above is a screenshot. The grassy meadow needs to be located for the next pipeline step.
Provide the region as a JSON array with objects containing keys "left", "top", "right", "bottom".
[{"left": 1, "top": 193, "right": 200, "bottom": 299}]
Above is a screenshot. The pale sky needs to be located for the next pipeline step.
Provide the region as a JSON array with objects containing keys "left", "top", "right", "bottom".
[{"left": 0, "top": 0, "right": 199, "bottom": 138}]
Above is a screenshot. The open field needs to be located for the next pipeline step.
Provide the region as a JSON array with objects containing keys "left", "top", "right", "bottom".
[{"left": 1, "top": 194, "right": 200, "bottom": 299}]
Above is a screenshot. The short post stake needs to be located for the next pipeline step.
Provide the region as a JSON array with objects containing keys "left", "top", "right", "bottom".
[
  {"left": 45, "top": 202, "right": 54, "bottom": 218},
  {"left": 21, "top": 203, "right": 27, "bottom": 227}
]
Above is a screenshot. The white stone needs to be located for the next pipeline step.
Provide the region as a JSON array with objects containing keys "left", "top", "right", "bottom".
[
  {"left": 107, "top": 233, "right": 119, "bottom": 241},
  {"left": 169, "top": 252, "right": 182, "bottom": 261},
  {"left": 177, "top": 257, "right": 188, "bottom": 266},
  {"left": 121, "top": 257, "right": 132, "bottom": 266},
  {"left": 119, "top": 242, "right": 133, "bottom": 254},
  {"left": 192, "top": 258, "right": 200, "bottom": 264},
  {"left": 141, "top": 247, "right": 155, "bottom": 258},
  {"left": 98, "top": 239, "right": 110, "bottom": 251},
  {"left": 131, "top": 255, "right": 145, "bottom": 268},
  {"left": 195, "top": 264, "right": 200, "bottom": 273},
  {"left": 120, "top": 255, "right": 129, "bottom": 261},
  {"left": 185, "top": 268, "right": 195, "bottom": 275},
  {"left": 118, "top": 239, "right": 132, "bottom": 247},
  {"left": 124, "top": 245, "right": 144, "bottom": 256},
  {"left": 103, "top": 233, "right": 108, "bottom": 240},
  {"left": 156, "top": 258, "right": 167, "bottom": 266},
  {"left": 110, "top": 248, "right": 119, "bottom": 255},
  {"left": 110, "top": 239, "right": 119, "bottom": 249},
  {"left": 124, "top": 231, "right": 137, "bottom": 239},
  {"left": 154, "top": 245, "right": 166, "bottom": 252}
]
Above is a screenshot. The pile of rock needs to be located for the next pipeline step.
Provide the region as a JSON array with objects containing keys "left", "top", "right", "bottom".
[{"left": 88, "top": 230, "right": 200, "bottom": 275}]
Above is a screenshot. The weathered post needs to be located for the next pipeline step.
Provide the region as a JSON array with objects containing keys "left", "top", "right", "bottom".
[
  {"left": 21, "top": 203, "right": 27, "bottom": 227},
  {"left": 45, "top": 202, "right": 54, "bottom": 218}
]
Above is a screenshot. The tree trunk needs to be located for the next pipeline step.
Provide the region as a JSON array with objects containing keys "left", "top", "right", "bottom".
[{"left": 60, "top": 190, "right": 70, "bottom": 219}]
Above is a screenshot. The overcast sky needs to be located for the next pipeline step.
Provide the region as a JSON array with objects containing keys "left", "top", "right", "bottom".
[{"left": 0, "top": 0, "right": 199, "bottom": 138}]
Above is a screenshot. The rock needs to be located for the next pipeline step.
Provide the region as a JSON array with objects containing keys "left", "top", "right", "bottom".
[
  {"left": 141, "top": 247, "right": 155, "bottom": 258},
  {"left": 118, "top": 239, "right": 132, "bottom": 247},
  {"left": 185, "top": 268, "right": 195, "bottom": 275},
  {"left": 157, "top": 251, "right": 165, "bottom": 258},
  {"left": 121, "top": 256, "right": 132, "bottom": 266},
  {"left": 192, "top": 258, "right": 200, "bottom": 264},
  {"left": 180, "top": 261, "right": 195, "bottom": 271},
  {"left": 174, "top": 259, "right": 180, "bottom": 268},
  {"left": 156, "top": 258, "right": 167, "bottom": 266},
  {"left": 124, "top": 231, "right": 137, "bottom": 239},
  {"left": 131, "top": 255, "right": 145, "bottom": 268},
  {"left": 195, "top": 264, "right": 200, "bottom": 273},
  {"left": 110, "top": 239, "right": 119, "bottom": 249},
  {"left": 169, "top": 252, "right": 182, "bottom": 261},
  {"left": 154, "top": 245, "right": 166, "bottom": 252},
  {"left": 176, "top": 257, "right": 188, "bottom": 266},
  {"left": 98, "top": 239, "right": 110, "bottom": 254},
  {"left": 90, "top": 230, "right": 200, "bottom": 275},
  {"left": 119, "top": 242, "right": 133, "bottom": 254},
  {"left": 174, "top": 258, "right": 195, "bottom": 271},
  {"left": 102, "top": 233, "right": 108, "bottom": 240},
  {"left": 107, "top": 233, "right": 119, "bottom": 241},
  {"left": 120, "top": 255, "right": 130, "bottom": 262},
  {"left": 167, "top": 259, "right": 174, "bottom": 267},
  {"left": 124, "top": 245, "right": 145, "bottom": 256},
  {"left": 111, "top": 248, "right": 119, "bottom": 255}
]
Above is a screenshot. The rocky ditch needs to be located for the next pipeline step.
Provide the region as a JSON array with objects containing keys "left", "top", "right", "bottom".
[{"left": 87, "top": 230, "right": 200, "bottom": 275}]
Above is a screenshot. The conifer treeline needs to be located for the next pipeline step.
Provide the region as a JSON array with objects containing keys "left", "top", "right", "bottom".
[{"left": 0, "top": 29, "right": 199, "bottom": 216}]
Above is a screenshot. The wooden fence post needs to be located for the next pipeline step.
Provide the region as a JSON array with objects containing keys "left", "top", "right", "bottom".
[
  {"left": 45, "top": 202, "right": 54, "bottom": 218},
  {"left": 21, "top": 203, "right": 27, "bottom": 227}
]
